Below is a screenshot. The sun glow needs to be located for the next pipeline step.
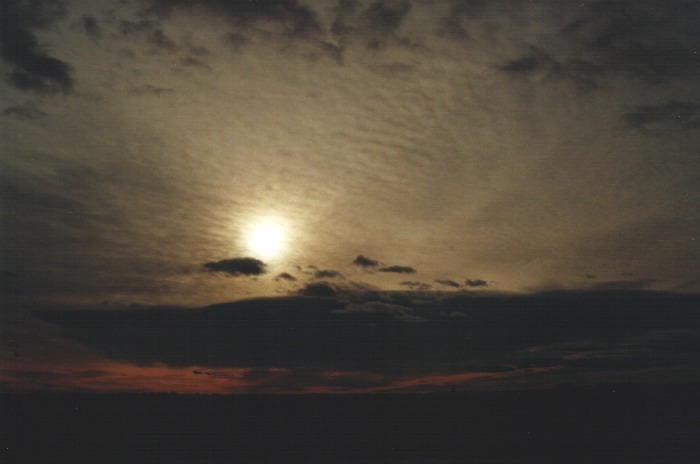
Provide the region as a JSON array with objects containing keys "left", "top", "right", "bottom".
[{"left": 244, "top": 216, "right": 288, "bottom": 260}]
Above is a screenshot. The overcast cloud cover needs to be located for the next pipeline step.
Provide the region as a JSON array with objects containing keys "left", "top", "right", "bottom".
[{"left": 1, "top": 0, "right": 699, "bottom": 393}]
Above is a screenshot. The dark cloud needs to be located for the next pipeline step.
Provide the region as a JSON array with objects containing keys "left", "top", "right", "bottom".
[
  {"left": 362, "top": 0, "right": 411, "bottom": 45},
  {"left": 499, "top": 48, "right": 600, "bottom": 91},
  {"left": 465, "top": 279, "right": 487, "bottom": 288},
  {"left": 2, "top": 102, "right": 47, "bottom": 119},
  {"left": 369, "top": 61, "right": 414, "bottom": 76},
  {"left": 0, "top": 0, "right": 74, "bottom": 93},
  {"left": 128, "top": 84, "right": 175, "bottom": 96},
  {"left": 567, "top": 0, "right": 700, "bottom": 83},
  {"left": 314, "top": 269, "right": 341, "bottom": 279},
  {"left": 587, "top": 279, "right": 655, "bottom": 291},
  {"left": 204, "top": 257, "right": 267, "bottom": 276},
  {"left": 237, "top": 366, "right": 386, "bottom": 393},
  {"left": 275, "top": 272, "right": 297, "bottom": 281},
  {"left": 435, "top": 280, "right": 461, "bottom": 288},
  {"left": 399, "top": 281, "right": 432, "bottom": 290},
  {"left": 352, "top": 255, "right": 379, "bottom": 268},
  {"left": 149, "top": 29, "right": 178, "bottom": 51},
  {"left": 35, "top": 291, "right": 700, "bottom": 381},
  {"left": 498, "top": 1, "right": 700, "bottom": 89},
  {"left": 192, "top": 369, "right": 217, "bottom": 375},
  {"left": 118, "top": 19, "right": 156, "bottom": 35},
  {"left": 187, "top": 44, "right": 209, "bottom": 56},
  {"left": 179, "top": 56, "right": 211, "bottom": 70},
  {"left": 331, "top": 0, "right": 412, "bottom": 49},
  {"left": 151, "top": 0, "right": 322, "bottom": 38},
  {"left": 499, "top": 54, "right": 542, "bottom": 74},
  {"left": 623, "top": 101, "right": 700, "bottom": 130},
  {"left": 332, "top": 301, "right": 424, "bottom": 323},
  {"left": 675, "top": 280, "right": 700, "bottom": 292},
  {"left": 299, "top": 282, "right": 336, "bottom": 298},
  {"left": 379, "top": 265, "right": 416, "bottom": 274},
  {"left": 81, "top": 15, "right": 101, "bottom": 39},
  {"left": 225, "top": 32, "right": 249, "bottom": 49},
  {"left": 436, "top": 0, "right": 487, "bottom": 40},
  {"left": 2, "top": 269, "right": 20, "bottom": 280}
]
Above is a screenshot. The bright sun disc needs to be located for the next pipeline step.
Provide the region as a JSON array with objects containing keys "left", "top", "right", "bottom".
[{"left": 245, "top": 217, "right": 287, "bottom": 260}]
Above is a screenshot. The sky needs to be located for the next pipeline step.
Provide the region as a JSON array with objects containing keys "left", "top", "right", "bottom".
[{"left": 1, "top": 0, "right": 700, "bottom": 393}]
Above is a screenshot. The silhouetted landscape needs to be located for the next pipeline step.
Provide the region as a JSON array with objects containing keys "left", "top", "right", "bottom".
[{"left": 3, "top": 384, "right": 699, "bottom": 463}]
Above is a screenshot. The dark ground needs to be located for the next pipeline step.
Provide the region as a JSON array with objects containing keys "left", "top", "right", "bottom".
[{"left": 2, "top": 384, "right": 700, "bottom": 463}]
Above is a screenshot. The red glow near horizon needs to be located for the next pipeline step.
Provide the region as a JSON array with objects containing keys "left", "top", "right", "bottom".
[{"left": 0, "top": 361, "right": 563, "bottom": 394}]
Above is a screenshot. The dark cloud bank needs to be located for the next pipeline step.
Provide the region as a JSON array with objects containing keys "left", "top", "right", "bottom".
[{"left": 35, "top": 291, "right": 700, "bottom": 384}]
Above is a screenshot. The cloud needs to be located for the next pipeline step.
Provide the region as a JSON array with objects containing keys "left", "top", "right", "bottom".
[
  {"left": 314, "top": 269, "right": 342, "bottom": 279},
  {"left": 35, "top": 291, "right": 700, "bottom": 381},
  {"left": 179, "top": 56, "right": 211, "bottom": 70},
  {"left": 2, "top": 269, "right": 20, "bottom": 280},
  {"left": 331, "top": 301, "right": 424, "bottom": 323},
  {"left": 465, "top": 279, "right": 487, "bottom": 288},
  {"left": 151, "top": 0, "right": 322, "bottom": 39},
  {"left": 568, "top": 0, "right": 700, "bottom": 83},
  {"left": 149, "top": 29, "right": 178, "bottom": 51},
  {"left": 435, "top": 0, "right": 485, "bottom": 40},
  {"left": 204, "top": 257, "right": 267, "bottom": 276},
  {"left": 379, "top": 265, "right": 416, "bottom": 274},
  {"left": 499, "top": 47, "right": 600, "bottom": 91},
  {"left": 275, "top": 272, "right": 297, "bottom": 281},
  {"left": 225, "top": 32, "right": 249, "bottom": 49},
  {"left": 128, "top": 84, "right": 175, "bottom": 96},
  {"left": 119, "top": 19, "right": 156, "bottom": 35},
  {"left": 499, "top": 54, "right": 543, "bottom": 74},
  {"left": 2, "top": 102, "right": 47, "bottom": 119},
  {"left": 435, "top": 280, "right": 461, "bottom": 288},
  {"left": 0, "top": 0, "right": 74, "bottom": 93},
  {"left": 299, "top": 282, "right": 336, "bottom": 297},
  {"left": 587, "top": 279, "right": 655, "bottom": 291},
  {"left": 498, "top": 1, "right": 700, "bottom": 88},
  {"left": 399, "top": 281, "right": 432, "bottom": 290},
  {"left": 331, "top": 0, "right": 412, "bottom": 49},
  {"left": 81, "top": 15, "right": 101, "bottom": 39},
  {"left": 353, "top": 255, "right": 379, "bottom": 268},
  {"left": 623, "top": 101, "right": 700, "bottom": 130}
]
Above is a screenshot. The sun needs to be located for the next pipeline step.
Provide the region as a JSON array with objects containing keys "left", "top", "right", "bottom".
[{"left": 244, "top": 216, "right": 288, "bottom": 260}]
